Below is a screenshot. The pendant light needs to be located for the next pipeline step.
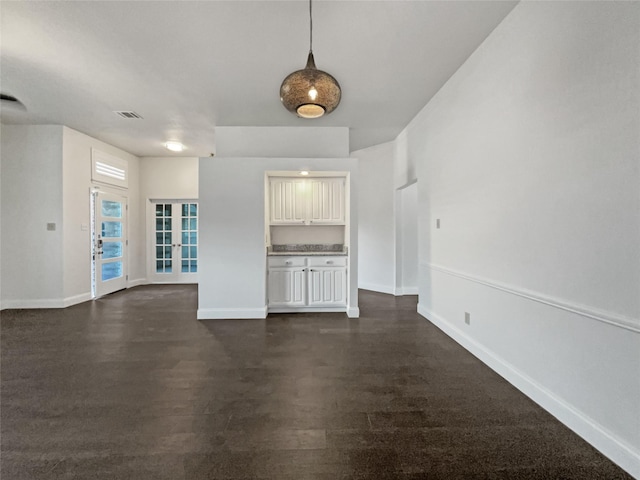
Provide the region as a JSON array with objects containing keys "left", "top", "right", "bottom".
[{"left": 280, "top": 0, "right": 341, "bottom": 118}]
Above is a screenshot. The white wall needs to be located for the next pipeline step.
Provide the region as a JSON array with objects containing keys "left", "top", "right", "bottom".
[
  {"left": 139, "top": 156, "right": 199, "bottom": 283},
  {"left": 216, "top": 127, "right": 349, "bottom": 158},
  {"left": 353, "top": 141, "right": 396, "bottom": 294},
  {"left": 1, "top": 125, "right": 64, "bottom": 307},
  {"left": 198, "top": 156, "right": 359, "bottom": 319},
  {"left": 139, "top": 156, "right": 198, "bottom": 200},
  {"left": 0, "top": 125, "right": 142, "bottom": 308},
  {"left": 63, "top": 127, "right": 143, "bottom": 297},
  {"left": 398, "top": 2, "right": 639, "bottom": 476},
  {"left": 270, "top": 225, "right": 344, "bottom": 246},
  {"left": 397, "top": 182, "right": 418, "bottom": 295},
  {"left": 394, "top": 130, "right": 417, "bottom": 189}
]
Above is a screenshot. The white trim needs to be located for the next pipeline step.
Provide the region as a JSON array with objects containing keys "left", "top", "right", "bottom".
[
  {"left": 425, "top": 263, "right": 639, "bottom": 333},
  {"left": 347, "top": 306, "right": 360, "bottom": 318},
  {"left": 268, "top": 306, "right": 347, "bottom": 314},
  {"left": 396, "top": 286, "right": 418, "bottom": 296},
  {"left": 197, "top": 307, "right": 268, "bottom": 320},
  {"left": 1, "top": 298, "right": 66, "bottom": 309},
  {"left": 0, "top": 283, "right": 159, "bottom": 311},
  {"left": 63, "top": 292, "right": 92, "bottom": 308},
  {"left": 359, "top": 283, "right": 395, "bottom": 295},
  {"left": 396, "top": 178, "right": 418, "bottom": 191},
  {"left": 417, "top": 303, "right": 640, "bottom": 479}
]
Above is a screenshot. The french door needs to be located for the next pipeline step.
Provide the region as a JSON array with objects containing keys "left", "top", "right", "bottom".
[
  {"left": 93, "top": 191, "right": 128, "bottom": 297},
  {"left": 149, "top": 201, "right": 198, "bottom": 283}
]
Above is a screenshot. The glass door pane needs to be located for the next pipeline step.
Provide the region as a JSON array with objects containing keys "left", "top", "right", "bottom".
[
  {"left": 181, "top": 203, "right": 197, "bottom": 273},
  {"left": 154, "top": 203, "right": 173, "bottom": 273}
]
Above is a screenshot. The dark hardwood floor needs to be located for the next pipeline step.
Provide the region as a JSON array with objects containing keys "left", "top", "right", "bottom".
[{"left": 1, "top": 285, "right": 632, "bottom": 479}]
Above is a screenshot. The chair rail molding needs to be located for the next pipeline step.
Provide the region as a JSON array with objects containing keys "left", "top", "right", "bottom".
[{"left": 424, "top": 263, "right": 639, "bottom": 333}]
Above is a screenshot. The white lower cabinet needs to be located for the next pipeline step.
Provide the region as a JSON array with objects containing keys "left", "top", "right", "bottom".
[
  {"left": 307, "top": 268, "right": 347, "bottom": 306},
  {"left": 267, "top": 256, "right": 347, "bottom": 310},
  {"left": 267, "top": 268, "right": 306, "bottom": 307}
]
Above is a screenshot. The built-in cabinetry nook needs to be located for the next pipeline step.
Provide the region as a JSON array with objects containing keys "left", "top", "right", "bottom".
[{"left": 265, "top": 172, "right": 350, "bottom": 313}]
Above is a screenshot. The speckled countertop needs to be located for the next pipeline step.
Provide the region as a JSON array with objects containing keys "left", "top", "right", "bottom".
[{"left": 267, "top": 244, "right": 348, "bottom": 256}]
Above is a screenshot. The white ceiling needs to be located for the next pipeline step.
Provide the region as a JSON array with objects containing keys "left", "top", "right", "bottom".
[{"left": 1, "top": 1, "right": 517, "bottom": 157}]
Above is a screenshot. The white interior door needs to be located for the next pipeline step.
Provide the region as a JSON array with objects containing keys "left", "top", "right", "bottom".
[
  {"left": 94, "top": 191, "right": 128, "bottom": 297},
  {"left": 149, "top": 201, "right": 198, "bottom": 283}
]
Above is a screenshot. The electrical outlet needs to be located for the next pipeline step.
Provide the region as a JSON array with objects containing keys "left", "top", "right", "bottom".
[
  {"left": 47, "top": 222, "right": 56, "bottom": 231},
  {"left": 465, "top": 312, "right": 471, "bottom": 325}
]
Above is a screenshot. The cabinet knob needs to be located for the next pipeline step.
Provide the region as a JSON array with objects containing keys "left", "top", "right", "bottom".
[
  {"left": 285, "top": 260, "right": 292, "bottom": 265},
  {"left": 326, "top": 260, "right": 333, "bottom": 264}
]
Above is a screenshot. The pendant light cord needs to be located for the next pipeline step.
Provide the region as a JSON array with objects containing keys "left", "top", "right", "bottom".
[{"left": 309, "top": 0, "right": 313, "bottom": 53}]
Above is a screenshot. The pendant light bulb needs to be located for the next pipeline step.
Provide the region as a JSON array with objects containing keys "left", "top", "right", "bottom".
[{"left": 280, "top": 0, "right": 341, "bottom": 118}]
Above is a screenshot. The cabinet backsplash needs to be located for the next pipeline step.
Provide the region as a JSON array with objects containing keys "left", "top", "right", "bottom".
[{"left": 270, "top": 225, "right": 344, "bottom": 245}]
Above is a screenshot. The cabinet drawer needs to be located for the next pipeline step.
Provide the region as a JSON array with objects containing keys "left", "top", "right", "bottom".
[
  {"left": 308, "top": 256, "right": 347, "bottom": 267},
  {"left": 268, "top": 256, "right": 306, "bottom": 267}
]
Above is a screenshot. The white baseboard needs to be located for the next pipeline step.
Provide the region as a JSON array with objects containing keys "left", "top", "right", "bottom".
[
  {"left": 268, "top": 306, "right": 347, "bottom": 314},
  {"left": 1, "top": 298, "right": 66, "bottom": 309},
  {"left": 359, "top": 283, "right": 395, "bottom": 295},
  {"left": 396, "top": 286, "right": 418, "bottom": 296},
  {"left": 417, "top": 303, "right": 640, "bottom": 479},
  {"left": 3, "top": 292, "right": 91, "bottom": 309},
  {"left": 127, "top": 278, "right": 148, "bottom": 288},
  {"left": 197, "top": 306, "right": 267, "bottom": 320},
  {"left": 63, "top": 292, "right": 92, "bottom": 307}
]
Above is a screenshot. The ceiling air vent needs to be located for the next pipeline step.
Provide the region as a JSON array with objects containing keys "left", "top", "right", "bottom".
[{"left": 114, "top": 111, "right": 143, "bottom": 119}]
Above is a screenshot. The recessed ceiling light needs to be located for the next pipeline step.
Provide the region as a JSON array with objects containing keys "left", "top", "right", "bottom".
[{"left": 165, "top": 141, "right": 185, "bottom": 152}]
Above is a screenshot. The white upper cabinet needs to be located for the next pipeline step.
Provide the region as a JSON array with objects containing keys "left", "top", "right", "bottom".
[
  {"left": 270, "top": 179, "right": 307, "bottom": 224},
  {"left": 309, "top": 178, "right": 345, "bottom": 225},
  {"left": 269, "top": 177, "right": 345, "bottom": 225}
]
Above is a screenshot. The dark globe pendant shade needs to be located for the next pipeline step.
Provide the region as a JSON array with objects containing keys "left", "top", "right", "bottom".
[
  {"left": 280, "top": 52, "right": 341, "bottom": 118},
  {"left": 280, "top": 1, "right": 341, "bottom": 118}
]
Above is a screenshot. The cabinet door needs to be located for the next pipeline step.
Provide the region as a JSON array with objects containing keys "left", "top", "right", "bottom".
[
  {"left": 309, "top": 178, "right": 345, "bottom": 224},
  {"left": 270, "top": 179, "right": 307, "bottom": 224},
  {"left": 268, "top": 268, "right": 306, "bottom": 306},
  {"left": 308, "top": 267, "right": 347, "bottom": 306}
]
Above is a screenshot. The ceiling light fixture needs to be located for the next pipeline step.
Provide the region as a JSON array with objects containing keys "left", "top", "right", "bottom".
[
  {"left": 165, "top": 141, "right": 185, "bottom": 152},
  {"left": 280, "top": 0, "right": 341, "bottom": 119}
]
